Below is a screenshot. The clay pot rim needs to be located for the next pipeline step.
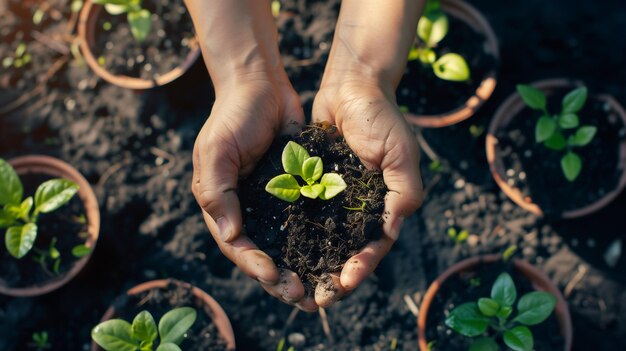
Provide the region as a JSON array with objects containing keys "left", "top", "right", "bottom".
[
  {"left": 0, "top": 155, "right": 100, "bottom": 297},
  {"left": 486, "top": 78, "right": 626, "bottom": 219},
  {"left": 91, "top": 279, "right": 236, "bottom": 351},
  {"left": 417, "top": 254, "right": 573, "bottom": 351},
  {"left": 403, "top": 0, "right": 500, "bottom": 128},
  {"left": 77, "top": 0, "right": 201, "bottom": 90}
]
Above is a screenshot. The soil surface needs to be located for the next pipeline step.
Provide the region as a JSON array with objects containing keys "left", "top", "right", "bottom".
[
  {"left": 2, "top": 0, "right": 626, "bottom": 350},
  {"left": 0, "top": 173, "right": 87, "bottom": 288},
  {"left": 239, "top": 125, "right": 386, "bottom": 293},
  {"left": 101, "top": 280, "right": 228, "bottom": 351}
]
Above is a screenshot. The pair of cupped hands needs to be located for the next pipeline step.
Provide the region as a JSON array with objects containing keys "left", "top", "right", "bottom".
[{"left": 191, "top": 70, "right": 423, "bottom": 312}]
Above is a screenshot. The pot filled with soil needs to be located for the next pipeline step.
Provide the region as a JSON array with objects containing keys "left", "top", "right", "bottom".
[
  {"left": 239, "top": 124, "right": 386, "bottom": 294},
  {"left": 418, "top": 254, "right": 573, "bottom": 351},
  {"left": 397, "top": 0, "right": 499, "bottom": 128},
  {"left": 91, "top": 279, "right": 235, "bottom": 351},
  {"left": 78, "top": 0, "right": 200, "bottom": 90},
  {"left": 0, "top": 155, "right": 100, "bottom": 297},
  {"left": 486, "top": 78, "right": 626, "bottom": 219}
]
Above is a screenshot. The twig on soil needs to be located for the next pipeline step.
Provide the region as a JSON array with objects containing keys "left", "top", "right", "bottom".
[
  {"left": 31, "top": 30, "right": 70, "bottom": 55},
  {"left": 287, "top": 58, "right": 319, "bottom": 68},
  {"left": 564, "top": 264, "right": 587, "bottom": 298},
  {"left": 150, "top": 147, "right": 177, "bottom": 174},
  {"left": 319, "top": 307, "right": 334, "bottom": 344},
  {"left": 403, "top": 293, "right": 420, "bottom": 317},
  {"left": 422, "top": 173, "right": 442, "bottom": 199},
  {"left": 414, "top": 128, "right": 440, "bottom": 162},
  {"left": 97, "top": 160, "right": 129, "bottom": 187},
  {"left": 285, "top": 306, "right": 299, "bottom": 330}
]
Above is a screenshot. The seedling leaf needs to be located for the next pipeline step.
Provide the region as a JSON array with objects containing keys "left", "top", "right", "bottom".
[
  {"left": 417, "top": 11, "right": 448, "bottom": 47},
  {"left": 0, "top": 159, "right": 23, "bottom": 206},
  {"left": 491, "top": 272, "right": 516, "bottom": 307},
  {"left": 477, "top": 298, "right": 500, "bottom": 317},
  {"left": 132, "top": 310, "right": 158, "bottom": 343},
  {"left": 561, "top": 152, "right": 582, "bottom": 181},
  {"left": 514, "top": 291, "right": 556, "bottom": 325},
  {"left": 91, "top": 319, "right": 137, "bottom": 351},
  {"left": 156, "top": 343, "right": 183, "bottom": 351},
  {"left": 562, "top": 87, "right": 587, "bottom": 114},
  {"left": 300, "top": 184, "right": 325, "bottom": 199},
  {"left": 105, "top": 3, "right": 129, "bottom": 15},
  {"left": 128, "top": 9, "right": 151, "bottom": 42},
  {"left": 5, "top": 223, "right": 37, "bottom": 258},
  {"left": 535, "top": 116, "right": 556, "bottom": 143},
  {"left": 302, "top": 156, "right": 323, "bottom": 184},
  {"left": 445, "top": 303, "right": 489, "bottom": 337},
  {"left": 159, "top": 307, "right": 197, "bottom": 344},
  {"left": 569, "top": 126, "right": 597, "bottom": 147},
  {"left": 543, "top": 131, "right": 566, "bottom": 151},
  {"left": 35, "top": 179, "right": 79, "bottom": 214},
  {"left": 503, "top": 326, "right": 533, "bottom": 351},
  {"left": 319, "top": 173, "right": 347, "bottom": 200},
  {"left": 72, "top": 244, "right": 92, "bottom": 257},
  {"left": 265, "top": 174, "right": 301, "bottom": 202},
  {"left": 469, "top": 337, "right": 498, "bottom": 351},
  {"left": 517, "top": 84, "right": 546, "bottom": 111},
  {"left": 558, "top": 113, "right": 579, "bottom": 129},
  {"left": 282, "top": 141, "right": 310, "bottom": 176},
  {"left": 432, "top": 53, "right": 470, "bottom": 82}
]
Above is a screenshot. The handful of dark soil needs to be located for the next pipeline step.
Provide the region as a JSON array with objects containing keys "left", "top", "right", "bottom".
[{"left": 239, "top": 124, "right": 387, "bottom": 293}]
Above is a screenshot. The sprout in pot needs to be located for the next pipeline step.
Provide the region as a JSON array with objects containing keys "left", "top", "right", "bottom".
[
  {"left": 92, "top": 307, "right": 196, "bottom": 351},
  {"left": 516, "top": 84, "right": 596, "bottom": 181},
  {"left": 445, "top": 272, "right": 556, "bottom": 351},
  {"left": 408, "top": 0, "right": 470, "bottom": 82},
  {"left": 92, "top": 0, "right": 152, "bottom": 42}
]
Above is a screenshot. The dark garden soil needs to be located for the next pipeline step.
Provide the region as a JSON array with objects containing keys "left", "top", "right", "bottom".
[
  {"left": 0, "top": 173, "right": 87, "bottom": 288},
  {"left": 239, "top": 125, "right": 386, "bottom": 294},
  {"left": 425, "top": 260, "right": 563, "bottom": 350},
  {"left": 103, "top": 281, "right": 228, "bottom": 351},
  {"left": 3, "top": 0, "right": 626, "bottom": 350},
  {"left": 396, "top": 15, "right": 497, "bottom": 116},
  {"left": 91, "top": 0, "right": 195, "bottom": 80}
]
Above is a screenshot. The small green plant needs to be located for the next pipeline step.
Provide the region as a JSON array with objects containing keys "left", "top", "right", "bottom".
[
  {"left": 265, "top": 141, "right": 347, "bottom": 202},
  {"left": 31, "top": 331, "right": 51, "bottom": 350},
  {"left": 445, "top": 272, "right": 556, "bottom": 351},
  {"left": 2, "top": 43, "right": 32, "bottom": 69},
  {"left": 92, "top": 0, "right": 152, "bottom": 42},
  {"left": 0, "top": 159, "right": 82, "bottom": 259},
  {"left": 516, "top": 84, "right": 597, "bottom": 182},
  {"left": 92, "top": 307, "right": 196, "bottom": 351},
  {"left": 408, "top": 0, "right": 470, "bottom": 82},
  {"left": 448, "top": 227, "right": 469, "bottom": 244}
]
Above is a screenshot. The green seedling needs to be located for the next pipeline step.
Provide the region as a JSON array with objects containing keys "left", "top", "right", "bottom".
[
  {"left": 271, "top": 0, "right": 281, "bottom": 18},
  {"left": 448, "top": 227, "right": 469, "bottom": 244},
  {"left": 92, "top": 0, "right": 152, "bottom": 42},
  {"left": 265, "top": 141, "right": 347, "bottom": 202},
  {"left": 445, "top": 272, "right": 556, "bottom": 351},
  {"left": 516, "top": 84, "right": 596, "bottom": 181},
  {"left": 92, "top": 307, "right": 196, "bottom": 351},
  {"left": 502, "top": 245, "right": 518, "bottom": 262},
  {"left": 31, "top": 331, "right": 51, "bottom": 350},
  {"left": 429, "top": 160, "right": 443, "bottom": 173},
  {"left": 408, "top": 0, "right": 470, "bottom": 82},
  {"left": 0, "top": 159, "right": 81, "bottom": 259},
  {"left": 2, "top": 42, "right": 32, "bottom": 69}
]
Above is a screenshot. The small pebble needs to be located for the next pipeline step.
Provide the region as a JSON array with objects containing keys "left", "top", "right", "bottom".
[
  {"left": 136, "top": 54, "right": 145, "bottom": 63},
  {"left": 144, "top": 63, "right": 152, "bottom": 72},
  {"left": 245, "top": 208, "right": 253, "bottom": 213},
  {"left": 524, "top": 150, "right": 532, "bottom": 158},
  {"left": 105, "top": 41, "right": 113, "bottom": 50},
  {"left": 518, "top": 171, "right": 527, "bottom": 180},
  {"left": 288, "top": 333, "right": 306, "bottom": 347},
  {"left": 506, "top": 169, "right": 515, "bottom": 177},
  {"left": 454, "top": 178, "right": 465, "bottom": 189},
  {"left": 64, "top": 98, "right": 76, "bottom": 111},
  {"left": 319, "top": 42, "right": 328, "bottom": 50}
]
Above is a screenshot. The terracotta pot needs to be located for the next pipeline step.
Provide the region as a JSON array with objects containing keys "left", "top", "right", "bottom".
[
  {"left": 78, "top": 0, "right": 201, "bottom": 90},
  {"left": 92, "top": 279, "right": 236, "bottom": 351},
  {"left": 404, "top": 0, "right": 499, "bottom": 128},
  {"left": 0, "top": 155, "right": 100, "bottom": 297},
  {"left": 418, "top": 254, "right": 573, "bottom": 351},
  {"left": 486, "top": 78, "right": 626, "bottom": 219}
]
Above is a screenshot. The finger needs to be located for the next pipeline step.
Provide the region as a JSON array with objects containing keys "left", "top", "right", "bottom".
[
  {"left": 259, "top": 269, "right": 305, "bottom": 303},
  {"left": 340, "top": 235, "right": 395, "bottom": 290},
  {"left": 314, "top": 273, "right": 348, "bottom": 308},
  {"left": 202, "top": 211, "right": 280, "bottom": 285},
  {"left": 295, "top": 296, "right": 319, "bottom": 312}
]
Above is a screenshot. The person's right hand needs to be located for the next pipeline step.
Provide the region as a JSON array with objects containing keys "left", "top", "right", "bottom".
[{"left": 191, "top": 73, "right": 318, "bottom": 312}]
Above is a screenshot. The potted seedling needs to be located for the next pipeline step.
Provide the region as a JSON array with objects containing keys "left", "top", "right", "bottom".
[
  {"left": 239, "top": 124, "right": 386, "bottom": 294},
  {"left": 418, "top": 254, "right": 573, "bottom": 351},
  {"left": 0, "top": 155, "right": 99, "bottom": 297},
  {"left": 91, "top": 279, "right": 235, "bottom": 351},
  {"left": 78, "top": 0, "right": 200, "bottom": 89},
  {"left": 398, "top": 0, "right": 499, "bottom": 128},
  {"left": 486, "top": 79, "right": 626, "bottom": 218}
]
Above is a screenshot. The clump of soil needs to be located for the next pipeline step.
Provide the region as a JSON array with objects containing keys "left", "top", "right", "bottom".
[
  {"left": 425, "top": 260, "right": 564, "bottom": 350},
  {"left": 108, "top": 281, "right": 229, "bottom": 351},
  {"left": 239, "top": 125, "right": 387, "bottom": 293},
  {"left": 0, "top": 173, "right": 87, "bottom": 288},
  {"left": 497, "top": 88, "right": 625, "bottom": 216}
]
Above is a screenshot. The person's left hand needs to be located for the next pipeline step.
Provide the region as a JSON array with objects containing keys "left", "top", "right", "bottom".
[{"left": 311, "top": 79, "right": 424, "bottom": 307}]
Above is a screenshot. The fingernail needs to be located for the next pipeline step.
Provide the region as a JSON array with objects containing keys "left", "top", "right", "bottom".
[
  {"left": 258, "top": 277, "right": 275, "bottom": 286},
  {"left": 390, "top": 216, "right": 405, "bottom": 241},
  {"left": 216, "top": 217, "right": 231, "bottom": 242}
]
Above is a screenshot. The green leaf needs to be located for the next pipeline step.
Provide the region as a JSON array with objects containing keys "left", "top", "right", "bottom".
[
  {"left": 15, "top": 43, "right": 26, "bottom": 57},
  {"left": 407, "top": 47, "right": 420, "bottom": 61},
  {"left": 105, "top": 3, "right": 129, "bottom": 15},
  {"left": 91, "top": 319, "right": 137, "bottom": 351},
  {"left": 491, "top": 272, "right": 517, "bottom": 307},
  {"left": 417, "top": 11, "right": 448, "bottom": 47},
  {"left": 300, "top": 184, "right": 325, "bottom": 199},
  {"left": 503, "top": 326, "right": 534, "bottom": 351},
  {"left": 514, "top": 291, "right": 556, "bottom": 325},
  {"left": 0, "top": 159, "right": 23, "bottom": 206},
  {"left": 5, "top": 223, "right": 37, "bottom": 258},
  {"left": 419, "top": 48, "right": 437, "bottom": 65},
  {"left": 432, "top": 53, "right": 470, "bottom": 82},
  {"left": 318, "top": 173, "right": 347, "bottom": 200},
  {"left": 477, "top": 298, "right": 500, "bottom": 317},
  {"left": 497, "top": 305, "right": 513, "bottom": 319},
  {"left": 72, "top": 244, "right": 92, "bottom": 257},
  {"left": 5, "top": 197, "right": 33, "bottom": 221},
  {"left": 128, "top": 9, "right": 152, "bottom": 42},
  {"left": 456, "top": 229, "right": 469, "bottom": 243},
  {"left": 561, "top": 152, "right": 582, "bottom": 182},
  {"left": 132, "top": 311, "right": 158, "bottom": 343},
  {"left": 71, "top": 0, "right": 84, "bottom": 13},
  {"left": 535, "top": 116, "right": 556, "bottom": 143},
  {"left": 469, "top": 337, "right": 498, "bottom": 351},
  {"left": 282, "top": 141, "right": 310, "bottom": 177},
  {"left": 558, "top": 113, "right": 579, "bottom": 129},
  {"left": 301, "top": 157, "right": 323, "bottom": 184},
  {"left": 569, "top": 126, "right": 597, "bottom": 147},
  {"left": 156, "top": 343, "right": 182, "bottom": 351},
  {"left": 444, "top": 303, "right": 489, "bottom": 337},
  {"left": 516, "top": 84, "right": 546, "bottom": 111},
  {"left": 265, "top": 174, "right": 301, "bottom": 202},
  {"left": 92, "top": 0, "right": 130, "bottom": 6},
  {"left": 271, "top": 0, "right": 281, "bottom": 18},
  {"left": 52, "top": 258, "right": 61, "bottom": 274},
  {"left": 543, "top": 131, "right": 566, "bottom": 151},
  {"left": 34, "top": 179, "right": 79, "bottom": 214},
  {"left": 159, "top": 307, "right": 197, "bottom": 344},
  {"left": 0, "top": 210, "right": 16, "bottom": 228},
  {"left": 562, "top": 87, "right": 587, "bottom": 114}
]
